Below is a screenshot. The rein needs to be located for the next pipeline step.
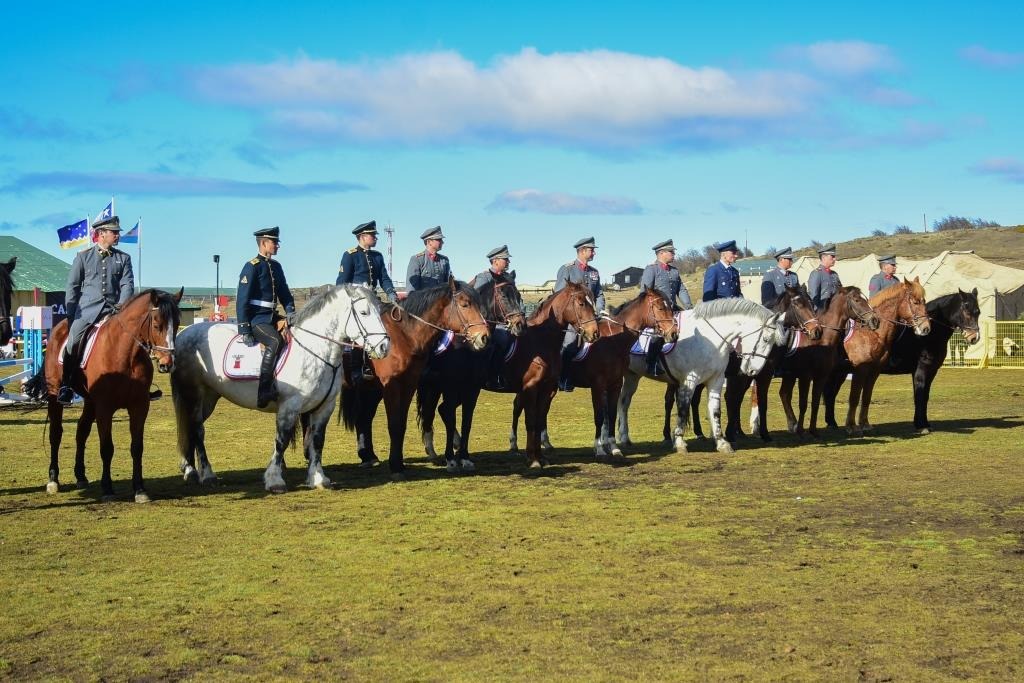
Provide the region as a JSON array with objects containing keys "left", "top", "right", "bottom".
[
  {"left": 603, "top": 296, "right": 674, "bottom": 336},
  {"left": 485, "top": 281, "right": 526, "bottom": 327},
  {"left": 702, "top": 315, "right": 778, "bottom": 363},
  {"left": 553, "top": 291, "right": 599, "bottom": 334},
  {"left": 114, "top": 305, "right": 175, "bottom": 359},
  {"left": 395, "top": 290, "right": 488, "bottom": 340}
]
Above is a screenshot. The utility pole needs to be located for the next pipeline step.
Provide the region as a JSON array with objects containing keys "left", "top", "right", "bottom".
[
  {"left": 923, "top": 213, "right": 927, "bottom": 233},
  {"left": 384, "top": 223, "right": 395, "bottom": 275},
  {"left": 213, "top": 254, "right": 220, "bottom": 321}
]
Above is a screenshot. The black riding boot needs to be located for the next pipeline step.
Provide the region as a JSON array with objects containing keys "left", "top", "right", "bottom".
[
  {"left": 256, "top": 347, "right": 278, "bottom": 408},
  {"left": 646, "top": 336, "right": 665, "bottom": 376},
  {"left": 57, "top": 353, "right": 77, "bottom": 406},
  {"left": 558, "top": 343, "right": 577, "bottom": 392}
]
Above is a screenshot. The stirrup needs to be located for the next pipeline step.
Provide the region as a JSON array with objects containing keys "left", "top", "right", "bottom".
[{"left": 57, "top": 386, "right": 75, "bottom": 406}]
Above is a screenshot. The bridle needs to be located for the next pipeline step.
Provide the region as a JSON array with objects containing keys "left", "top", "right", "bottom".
[
  {"left": 927, "top": 295, "right": 980, "bottom": 340},
  {"left": 486, "top": 281, "right": 526, "bottom": 328},
  {"left": 817, "top": 292, "right": 878, "bottom": 332},
  {"left": 703, "top": 314, "right": 781, "bottom": 365},
  {"left": 554, "top": 290, "right": 599, "bottom": 335},
  {"left": 290, "top": 289, "right": 390, "bottom": 358},
  {"left": 875, "top": 288, "right": 930, "bottom": 329},
  {"left": 116, "top": 303, "right": 176, "bottom": 361},
  {"left": 603, "top": 294, "right": 675, "bottom": 337},
  {"left": 397, "top": 288, "right": 489, "bottom": 340}
]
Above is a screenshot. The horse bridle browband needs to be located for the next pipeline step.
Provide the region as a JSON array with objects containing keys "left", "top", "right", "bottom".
[
  {"left": 554, "top": 291, "right": 599, "bottom": 334},
  {"left": 602, "top": 295, "right": 675, "bottom": 336},
  {"left": 116, "top": 305, "right": 175, "bottom": 359},
  {"left": 395, "top": 288, "right": 488, "bottom": 340},
  {"left": 486, "top": 282, "right": 526, "bottom": 328},
  {"left": 703, "top": 316, "right": 779, "bottom": 364},
  {"left": 291, "top": 290, "right": 388, "bottom": 355}
]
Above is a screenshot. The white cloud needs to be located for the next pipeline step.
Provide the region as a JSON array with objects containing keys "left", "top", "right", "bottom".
[
  {"left": 959, "top": 45, "right": 1024, "bottom": 68},
  {"left": 783, "top": 40, "right": 897, "bottom": 77},
  {"left": 486, "top": 189, "right": 642, "bottom": 215},
  {"left": 970, "top": 158, "right": 1024, "bottom": 184},
  {"left": 187, "top": 48, "right": 821, "bottom": 148}
]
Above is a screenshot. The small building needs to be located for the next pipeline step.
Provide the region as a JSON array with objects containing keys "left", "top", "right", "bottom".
[{"left": 612, "top": 266, "right": 644, "bottom": 288}]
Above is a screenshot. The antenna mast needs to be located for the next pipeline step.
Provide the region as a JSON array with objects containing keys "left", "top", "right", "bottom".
[{"left": 384, "top": 223, "right": 395, "bottom": 274}]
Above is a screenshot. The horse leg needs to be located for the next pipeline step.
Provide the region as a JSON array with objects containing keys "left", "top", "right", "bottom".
[
  {"left": 303, "top": 406, "right": 332, "bottom": 490},
  {"left": 796, "top": 374, "right": 810, "bottom": 437},
  {"left": 724, "top": 375, "right": 750, "bottom": 444},
  {"left": 385, "top": 383, "right": 416, "bottom": 480},
  {"left": 859, "top": 369, "right": 880, "bottom": 432},
  {"left": 591, "top": 383, "right": 609, "bottom": 461},
  {"left": 46, "top": 399, "right": 65, "bottom": 494},
  {"left": 662, "top": 383, "right": 675, "bottom": 447},
  {"left": 263, "top": 409, "right": 295, "bottom": 493},
  {"left": 673, "top": 382, "right": 695, "bottom": 454},
  {"left": 438, "top": 393, "right": 460, "bottom": 473},
  {"left": 707, "top": 376, "right": 732, "bottom": 453},
  {"left": 73, "top": 400, "right": 96, "bottom": 489},
  {"left": 537, "top": 388, "right": 557, "bottom": 465},
  {"left": 690, "top": 383, "right": 706, "bottom": 439},
  {"left": 808, "top": 374, "right": 825, "bottom": 439},
  {"left": 607, "top": 380, "right": 624, "bottom": 458},
  {"left": 615, "top": 371, "right": 641, "bottom": 448},
  {"left": 755, "top": 375, "right": 772, "bottom": 441},
  {"left": 419, "top": 382, "right": 443, "bottom": 464},
  {"left": 95, "top": 408, "right": 117, "bottom": 502},
  {"left": 357, "top": 385, "right": 383, "bottom": 466},
  {"left": 846, "top": 371, "right": 863, "bottom": 436},
  {"left": 521, "top": 390, "right": 543, "bottom": 468},
  {"left": 912, "top": 364, "right": 936, "bottom": 433},
  {"left": 456, "top": 387, "right": 481, "bottom": 472},
  {"left": 127, "top": 399, "right": 151, "bottom": 503},
  {"left": 195, "top": 393, "right": 221, "bottom": 485},
  {"left": 824, "top": 368, "right": 846, "bottom": 429},
  {"left": 779, "top": 376, "right": 797, "bottom": 433},
  {"left": 749, "top": 380, "right": 761, "bottom": 436},
  {"left": 509, "top": 393, "right": 523, "bottom": 454}
]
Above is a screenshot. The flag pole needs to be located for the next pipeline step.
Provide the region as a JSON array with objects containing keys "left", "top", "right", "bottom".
[{"left": 138, "top": 216, "right": 143, "bottom": 287}]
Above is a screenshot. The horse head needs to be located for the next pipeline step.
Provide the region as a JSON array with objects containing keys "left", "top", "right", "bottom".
[
  {"left": 901, "top": 277, "right": 931, "bottom": 336},
  {"left": 444, "top": 276, "right": 490, "bottom": 351},
  {"left": 488, "top": 274, "right": 527, "bottom": 336},
  {"left": 0, "top": 257, "right": 15, "bottom": 347},
  {"left": 777, "top": 285, "right": 822, "bottom": 340},
  {"left": 838, "top": 286, "right": 880, "bottom": 331},
  {"left": 640, "top": 287, "right": 678, "bottom": 342},
  {"left": 125, "top": 288, "right": 182, "bottom": 373},
  {"left": 554, "top": 282, "right": 600, "bottom": 343},
  {"left": 954, "top": 288, "right": 981, "bottom": 344},
  {"left": 342, "top": 285, "right": 391, "bottom": 359},
  {"left": 737, "top": 311, "right": 786, "bottom": 377}
]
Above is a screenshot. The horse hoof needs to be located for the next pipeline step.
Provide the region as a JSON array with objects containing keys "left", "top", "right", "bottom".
[
  {"left": 717, "top": 441, "right": 734, "bottom": 454},
  {"left": 445, "top": 461, "right": 459, "bottom": 474},
  {"left": 430, "top": 456, "right": 446, "bottom": 466},
  {"left": 459, "top": 459, "right": 475, "bottom": 472},
  {"left": 134, "top": 492, "right": 151, "bottom": 504},
  {"left": 199, "top": 476, "right": 218, "bottom": 487},
  {"left": 101, "top": 494, "right": 117, "bottom": 503},
  {"left": 528, "top": 460, "right": 543, "bottom": 469},
  {"left": 357, "top": 458, "right": 381, "bottom": 469},
  {"left": 540, "top": 443, "right": 553, "bottom": 453},
  {"left": 508, "top": 447, "right": 520, "bottom": 455},
  {"left": 268, "top": 484, "right": 287, "bottom": 494},
  {"left": 390, "top": 471, "right": 407, "bottom": 482},
  {"left": 45, "top": 481, "right": 59, "bottom": 495},
  {"left": 183, "top": 468, "right": 199, "bottom": 484},
  {"left": 610, "top": 447, "right": 623, "bottom": 458},
  {"left": 917, "top": 427, "right": 930, "bottom": 435},
  {"left": 75, "top": 479, "right": 89, "bottom": 490}
]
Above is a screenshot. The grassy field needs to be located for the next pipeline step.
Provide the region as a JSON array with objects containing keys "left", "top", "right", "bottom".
[{"left": 1, "top": 369, "right": 1023, "bottom": 681}]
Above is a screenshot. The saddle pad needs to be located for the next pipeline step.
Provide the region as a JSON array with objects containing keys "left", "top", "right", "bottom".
[
  {"left": 223, "top": 334, "right": 292, "bottom": 379},
  {"left": 843, "top": 318, "right": 856, "bottom": 343},
  {"left": 433, "top": 330, "right": 456, "bottom": 356},
  {"left": 57, "top": 318, "right": 108, "bottom": 369},
  {"left": 504, "top": 338, "right": 518, "bottom": 362},
  {"left": 629, "top": 329, "right": 678, "bottom": 356},
  {"left": 573, "top": 342, "right": 592, "bottom": 362},
  {"left": 785, "top": 329, "right": 803, "bottom": 357}
]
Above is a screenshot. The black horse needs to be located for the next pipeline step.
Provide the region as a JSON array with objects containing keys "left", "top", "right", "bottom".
[
  {"left": 824, "top": 288, "right": 981, "bottom": 433},
  {"left": 416, "top": 274, "right": 527, "bottom": 471}
]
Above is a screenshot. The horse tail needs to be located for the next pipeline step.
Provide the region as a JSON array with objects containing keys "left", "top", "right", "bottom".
[
  {"left": 338, "top": 382, "right": 358, "bottom": 431},
  {"left": 170, "top": 369, "right": 197, "bottom": 461}
]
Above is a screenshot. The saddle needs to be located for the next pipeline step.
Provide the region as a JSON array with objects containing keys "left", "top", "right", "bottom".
[
  {"left": 222, "top": 334, "right": 292, "bottom": 379},
  {"left": 57, "top": 319, "right": 108, "bottom": 369}
]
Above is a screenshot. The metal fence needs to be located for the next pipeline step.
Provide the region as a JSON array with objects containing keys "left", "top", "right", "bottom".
[{"left": 945, "top": 320, "right": 1024, "bottom": 368}]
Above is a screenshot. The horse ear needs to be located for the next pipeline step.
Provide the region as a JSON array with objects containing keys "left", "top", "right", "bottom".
[
  {"left": 509, "top": 269, "right": 516, "bottom": 281},
  {"left": 4, "top": 257, "right": 16, "bottom": 271},
  {"left": 971, "top": 287, "right": 978, "bottom": 297},
  {"left": 174, "top": 287, "right": 184, "bottom": 304},
  {"left": 448, "top": 275, "right": 456, "bottom": 291}
]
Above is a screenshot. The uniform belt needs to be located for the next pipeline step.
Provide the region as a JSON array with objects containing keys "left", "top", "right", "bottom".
[{"left": 249, "top": 299, "right": 277, "bottom": 308}]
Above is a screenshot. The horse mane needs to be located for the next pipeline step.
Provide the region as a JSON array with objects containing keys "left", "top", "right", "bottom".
[
  {"left": 692, "top": 297, "right": 773, "bottom": 322},
  {"left": 403, "top": 281, "right": 481, "bottom": 317},
  {"left": 0, "top": 261, "right": 13, "bottom": 293},
  {"left": 868, "top": 279, "right": 922, "bottom": 308},
  {"left": 529, "top": 283, "right": 581, "bottom": 322},
  {"left": 121, "top": 288, "right": 181, "bottom": 328},
  {"left": 610, "top": 288, "right": 668, "bottom": 316}
]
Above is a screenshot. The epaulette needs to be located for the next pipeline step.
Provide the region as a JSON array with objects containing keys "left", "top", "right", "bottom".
[
  {"left": 564, "top": 261, "right": 575, "bottom": 267},
  {"left": 415, "top": 251, "right": 425, "bottom": 257},
  {"left": 347, "top": 247, "right": 359, "bottom": 254},
  {"left": 249, "top": 257, "right": 260, "bottom": 265}
]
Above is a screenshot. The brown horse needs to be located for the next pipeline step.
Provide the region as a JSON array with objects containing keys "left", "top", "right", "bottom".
[
  {"left": 0, "top": 257, "right": 15, "bottom": 347},
  {"left": 26, "top": 289, "right": 182, "bottom": 502},
  {"left": 506, "top": 282, "right": 601, "bottom": 468},
  {"left": 777, "top": 286, "right": 880, "bottom": 437},
  {"left": 826, "top": 278, "right": 931, "bottom": 435},
  {"left": 338, "top": 278, "right": 490, "bottom": 479},
  {"left": 544, "top": 287, "right": 677, "bottom": 461}
]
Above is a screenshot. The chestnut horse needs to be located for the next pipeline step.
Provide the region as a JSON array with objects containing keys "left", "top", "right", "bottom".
[
  {"left": 26, "top": 289, "right": 182, "bottom": 502},
  {"left": 416, "top": 275, "right": 528, "bottom": 472},
  {"left": 506, "top": 282, "right": 601, "bottom": 468},
  {"left": 338, "top": 278, "right": 490, "bottom": 479},
  {"left": 0, "top": 257, "right": 15, "bottom": 347},
  {"left": 823, "top": 278, "right": 931, "bottom": 435},
  {"left": 826, "top": 288, "right": 980, "bottom": 434},
  {"left": 531, "top": 287, "right": 677, "bottom": 461},
  {"left": 777, "top": 287, "right": 880, "bottom": 438}
]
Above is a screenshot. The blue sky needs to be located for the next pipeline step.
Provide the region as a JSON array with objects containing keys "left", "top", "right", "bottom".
[{"left": 1, "top": 1, "right": 1022, "bottom": 288}]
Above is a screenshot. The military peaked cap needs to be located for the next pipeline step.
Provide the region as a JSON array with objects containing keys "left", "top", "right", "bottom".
[
  {"left": 353, "top": 220, "right": 377, "bottom": 235},
  {"left": 817, "top": 243, "right": 837, "bottom": 256},
  {"left": 714, "top": 240, "right": 739, "bottom": 253},
  {"left": 92, "top": 215, "right": 121, "bottom": 231},
  {"left": 878, "top": 254, "right": 896, "bottom": 266},
  {"left": 254, "top": 226, "right": 280, "bottom": 240},
  {"left": 487, "top": 245, "right": 511, "bottom": 260},
  {"left": 574, "top": 236, "right": 597, "bottom": 249},
  {"left": 774, "top": 246, "right": 794, "bottom": 260},
  {"left": 420, "top": 225, "right": 444, "bottom": 241},
  {"left": 652, "top": 239, "right": 676, "bottom": 253}
]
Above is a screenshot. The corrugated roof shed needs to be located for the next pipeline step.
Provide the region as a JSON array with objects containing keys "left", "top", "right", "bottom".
[{"left": 0, "top": 236, "right": 71, "bottom": 292}]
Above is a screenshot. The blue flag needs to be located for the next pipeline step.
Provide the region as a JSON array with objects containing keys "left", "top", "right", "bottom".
[
  {"left": 120, "top": 220, "right": 140, "bottom": 244},
  {"left": 57, "top": 219, "right": 89, "bottom": 249},
  {"left": 95, "top": 201, "right": 113, "bottom": 223}
]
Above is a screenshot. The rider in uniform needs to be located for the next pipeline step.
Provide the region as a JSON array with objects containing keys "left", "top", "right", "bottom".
[
  {"left": 868, "top": 255, "right": 899, "bottom": 296},
  {"left": 473, "top": 244, "right": 516, "bottom": 389},
  {"left": 59, "top": 215, "right": 135, "bottom": 405},
  {"left": 760, "top": 246, "right": 800, "bottom": 307},
  {"left": 555, "top": 236, "right": 605, "bottom": 392},
  {"left": 640, "top": 239, "right": 692, "bottom": 375},
  {"left": 702, "top": 240, "right": 743, "bottom": 301},
  {"left": 405, "top": 225, "right": 451, "bottom": 292},
  {"left": 337, "top": 220, "right": 397, "bottom": 383},
  {"left": 237, "top": 226, "right": 296, "bottom": 408},
  {"left": 807, "top": 243, "right": 842, "bottom": 312}
]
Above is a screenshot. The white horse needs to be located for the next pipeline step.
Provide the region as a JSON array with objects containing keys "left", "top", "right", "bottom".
[
  {"left": 171, "top": 284, "right": 390, "bottom": 493},
  {"left": 617, "top": 298, "right": 786, "bottom": 455}
]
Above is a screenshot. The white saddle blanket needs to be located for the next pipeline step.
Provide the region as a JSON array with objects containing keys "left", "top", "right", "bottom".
[
  {"left": 57, "top": 318, "right": 108, "bottom": 369},
  {"left": 223, "top": 334, "right": 292, "bottom": 379},
  {"left": 626, "top": 310, "right": 690, "bottom": 356}
]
